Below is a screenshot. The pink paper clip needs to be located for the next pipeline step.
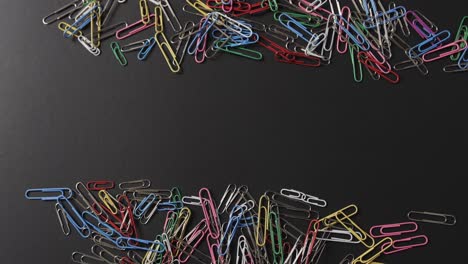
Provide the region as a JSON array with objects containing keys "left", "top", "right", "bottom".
[
  {"left": 381, "top": 235, "right": 429, "bottom": 255},
  {"left": 199, "top": 188, "right": 221, "bottom": 239},
  {"left": 116, "top": 14, "right": 155, "bottom": 40},
  {"left": 370, "top": 222, "right": 418, "bottom": 238},
  {"left": 422, "top": 40, "right": 468, "bottom": 62},
  {"left": 178, "top": 219, "right": 208, "bottom": 263},
  {"left": 336, "top": 6, "right": 351, "bottom": 54}
]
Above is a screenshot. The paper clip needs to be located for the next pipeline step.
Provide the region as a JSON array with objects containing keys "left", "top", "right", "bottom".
[
  {"left": 381, "top": 235, "right": 428, "bottom": 255},
  {"left": 159, "top": 0, "right": 183, "bottom": 32},
  {"left": 155, "top": 5, "right": 164, "bottom": 34},
  {"left": 352, "top": 237, "right": 393, "bottom": 264},
  {"left": 138, "top": 37, "right": 157, "bottom": 60},
  {"left": 199, "top": 187, "right": 221, "bottom": 239},
  {"left": 155, "top": 32, "right": 181, "bottom": 73},
  {"left": 58, "top": 22, "right": 82, "bottom": 38},
  {"left": 139, "top": 0, "right": 151, "bottom": 25},
  {"left": 422, "top": 40, "right": 467, "bottom": 62},
  {"left": 119, "top": 179, "right": 151, "bottom": 190},
  {"left": 87, "top": 181, "right": 115, "bottom": 191},
  {"left": 78, "top": 36, "right": 101, "bottom": 56},
  {"left": 98, "top": 190, "right": 119, "bottom": 215},
  {"left": 57, "top": 197, "right": 91, "bottom": 238},
  {"left": 115, "top": 14, "right": 155, "bottom": 40},
  {"left": 451, "top": 17, "right": 468, "bottom": 61},
  {"left": 316, "top": 228, "right": 362, "bottom": 243},
  {"left": 116, "top": 237, "right": 166, "bottom": 252},
  {"left": 335, "top": 15, "right": 371, "bottom": 51},
  {"left": 269, "top": 206, "right": 284, "bottom": 264},
  {"left": 43, "top": 0, "right": 81, "bottom": 25},
  {"left": 55, "top": 202, "right": 71, "bottom": 236},
  {"left": 405, "top": 10, "right": 436, "bottom": 40},
  {"left": 111, "top": 42, "right": 128, "bottom": 66},
  {"left": 407, "top": 30, "right": 451, "bottom": 59},
  {"left": 339, "top": 254, "right": 354, "bottom": 264},
  {"left": 280, "top": 188, "right": 327, "bottom": 207},
  {"left": 256, "top": 194, "right": 270, "bottom": 246},
  {"left": 134, "top": 193, "right": 157, "bottom": 218},
  {"left": 370, "top": 222, "right": 418, "bottom": 238},
  {"left": 458, "top": 47, "right": 468, "bottom": 70},
  {"left": 182, "top": 195, "right": 202, "bottom": 206},
  {"left": 71, "top": 252, "right": 104, "bottom": 264},
  {"left": 25, "top": 188, "right": 73, "bottom": 201},
  {"left": 64, "top": 2, "right": 98, "bottom": 39},
  {"left": 407, "top": 211, "right": 457, "bottom": 226},
  {"left": 358, "top": 51, "right": 400, "bottom": 84}
]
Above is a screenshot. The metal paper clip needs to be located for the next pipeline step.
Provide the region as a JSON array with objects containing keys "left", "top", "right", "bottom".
[
  {"left": 118, "top": 179, "right": 151, "bottom": 190},
  {"left": 78, "top": 36, "right": 101, "bottom": 56},
  {"left": 407, "top": 211, "right": 456, "bottom": 225},
  {"left": 43, "top": 0, "right": 81, "bottom": 25},
  {"left": 116, "top": 237, "right": 166, "bottom": 252},
  {"left": 71, "top": 252, "right": 105, "bottom": 264},
  {"left": 55, "top": 202, "right": 71, "bottom": 236}
]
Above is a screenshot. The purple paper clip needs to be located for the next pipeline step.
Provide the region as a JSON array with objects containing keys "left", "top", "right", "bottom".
[{"left": 405, "top": 11, "right": 435, "bottom": 40}]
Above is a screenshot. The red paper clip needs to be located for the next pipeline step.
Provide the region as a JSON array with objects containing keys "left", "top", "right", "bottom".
[{"left": 87, "top": 180, "right": 115, "bottom": 191}]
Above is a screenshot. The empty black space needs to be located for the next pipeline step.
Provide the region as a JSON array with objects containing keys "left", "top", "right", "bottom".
[{"left": 0, "top": 0, "right": 467, "bottom": 263}]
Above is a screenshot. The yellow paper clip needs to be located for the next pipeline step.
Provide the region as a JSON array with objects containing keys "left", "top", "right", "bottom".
[
  {"left": 336, "top": 211, "right": 375, "bottom": 248},
  {"left": 90, "top": 7, "right": 101, "bottom": 48},
  {"left": 142, "top": 235, "right": 161, "bottom": 263},
  {"left": 139, "top": 0, "right": 151, "bottom": 25},
  {"left": 255, "top": 194, "right": 270, "bottom": 247},
  {"left": 352, "top": 237, "right": 393, "bottom": 264},
  {"left": 155, "top": 32, "right": 181, "bottom": 73},
  {"left": 316, "top": 204, "right": 358, "bottom": 229},
  {"left": 98, "top": 190, "right": 119, "bottom": 215},
  {"left": 58, "top": 22, "right": 82, "bottom": 38},
  {"left": 185, "top": 0, "right": 213, "bottom": 17},
  {"left": 154, "top": 5, "right": 164, "bottom": 34}
]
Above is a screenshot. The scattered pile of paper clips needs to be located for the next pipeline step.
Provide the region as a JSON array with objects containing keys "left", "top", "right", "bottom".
[
  {"left": 26, "top": 180, "right": 456, "bottom": 264},
  {"left": 43, "top": 0, "right": 467, "bottom": 82}
]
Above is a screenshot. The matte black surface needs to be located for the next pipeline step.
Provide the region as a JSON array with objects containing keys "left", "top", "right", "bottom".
[{"left": 0, "top": 0, "right": 467, "bottom": 263}]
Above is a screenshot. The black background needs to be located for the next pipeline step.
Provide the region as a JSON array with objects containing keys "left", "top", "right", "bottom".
[{"left": 0, "top": 0, "right": 467, "bottom": 263}]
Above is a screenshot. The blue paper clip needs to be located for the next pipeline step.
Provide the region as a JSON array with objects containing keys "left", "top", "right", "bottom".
[
  {"left": 363, "top": 6, "right": 407, "bottom": 29},
  {"left": 57, "top": 197, "right": 91, "bottom": 238},
  {"left": 335, "top": 16, "right": 371, "bottom": 51},
  {"left": 82, "top": 211, "right": 120, "bottom": 242},
  {"left": 133, "top": 193, "right": 157, "bottom": 218},
  {"left": 137, "top": 37, "right": 156, "bottom": 60},
  {"left": 64, "top": 3, "right": 99, "bottom": 38},
  {"left": 25, "top": 188, "right": 73, "bottom": 201},
  {"left": 187, "top": 14, "right": 218, "bottom": 55},
  {"left": 458, "top": 47, "right": 468, "bottom": 69},
  {"left": 278, "top": 13, "right": 316, "bottom": 43},
  {"left": 157, "top": 201, "right": 184, "bottom": 211},
  {"left": 116, "top": 237, "right": 166, "bottom": 252},
  {"left": 362, "top": 0, "right": 379, "bottom": 17},
  {"left": 408, "top": 30, "right": 451, "bottom": 59}
]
